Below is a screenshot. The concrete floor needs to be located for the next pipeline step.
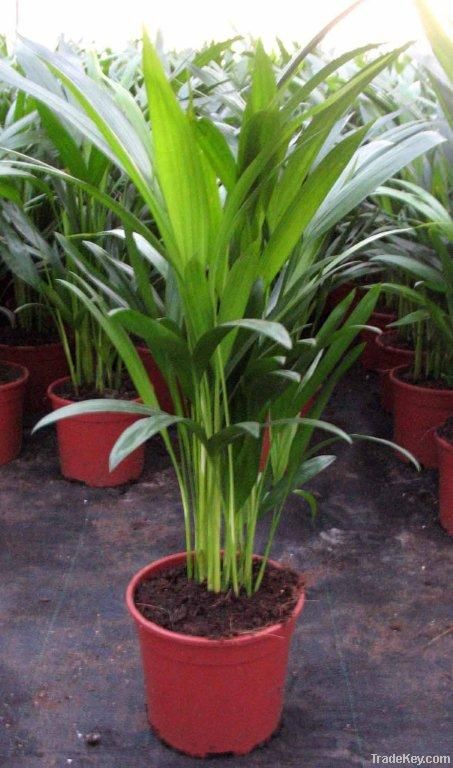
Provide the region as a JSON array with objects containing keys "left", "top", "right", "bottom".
[{"left": 1, "top": 366, "right": 452, "bottom": 768}]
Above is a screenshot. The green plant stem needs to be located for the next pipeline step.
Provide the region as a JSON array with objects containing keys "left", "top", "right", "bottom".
[
  {"left": 55, "top": 311, "right": 77, "bottom": 387},
  {"left": 414, "top": 319, "right": 423, "bottom": 382}
]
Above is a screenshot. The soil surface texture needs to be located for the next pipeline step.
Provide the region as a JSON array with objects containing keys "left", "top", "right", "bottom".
[
  {"left": 398, "top": 370, "right": 453, "bottom": 390},
  {"left": 55, "top": 378, "right": 138, "bottom": 402},
  {"left": 0, "top": 361, "right": 22, "bottom": 384},
  {"left": 381, "top": 332, "right": 414, "bottom": 350},
  {"left": 135, "top": 561, "right": 303, "bottom": 638},
  {"left": 438, "top": 417, "right": 453, "bottom": 444}
]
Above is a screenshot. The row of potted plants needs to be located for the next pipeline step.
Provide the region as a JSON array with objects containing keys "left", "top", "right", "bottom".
[
  {"left": 349, "top": 1, "right": 453, "bottom": 533},
  {"left": 0, "top": 0, "right": 451, "bottom": 756}
]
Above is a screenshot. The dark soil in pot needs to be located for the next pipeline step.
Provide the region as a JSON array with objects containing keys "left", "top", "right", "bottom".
[
  {"left": 380, "top": 332, "right": 414, "bottom": 351},
  {"left": 135, "top": 561, "right": 303, "bottom": 639},
  {"left": 437, "top": 417, "right": 453, "bottom": 443},
  {"left": 397, "top": 370, "right": 452, "bottom": 391},
  {"left": 54, "top": 377, "right": 138, "bottom": 402},
  {"left": 0, "top": 362, "right": 22, "bottom": 384}
]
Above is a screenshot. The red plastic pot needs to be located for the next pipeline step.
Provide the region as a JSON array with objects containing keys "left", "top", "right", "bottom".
[
  {"left": 0, "top": 341, "right": 69, "bottom": 416},
  {"left": 136, "top": 346, "right": 174, "bottom": 413},
  {"left": 0, "top": 362, "right": 29, "bottom": 466},
  {"left": 390, "top": 367, "right": 453, "bottom": 469},
  {"left": 375, "top": 332, "right": 415, "bottom": 412},
  {"left": 47, "top": 377, "right": 145, "bottom": 487},
  {"left": 360, "top": 309, "right": 396, "bottom": 370},
  {"left": 435, "top": 430, "right": 453, "bottom": 536},
  {"left": 126, "top": 552, "right": 305, "bottom": 757}
]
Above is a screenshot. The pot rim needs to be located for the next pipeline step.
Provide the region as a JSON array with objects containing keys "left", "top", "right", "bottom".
[
  {"left": 371, "top": 309, "right": 397, "bottom": 321},
  {"left": 389, "top": 365, "right": 453, "bottom": 398},
  {"left": 126, "top": 551, "right": 305, "bottom": 648},
  {"left": 375, "top": 331, "right": 414, "bottom": 354},
  {"left": 0, "top": 361, "right": 29, "bottom": 391},
  {"left": 0, "top": 339, "right": 63, "bottom": 353},
  {"left": 47, "top": 376, "right": 140, "bottom": 408}
]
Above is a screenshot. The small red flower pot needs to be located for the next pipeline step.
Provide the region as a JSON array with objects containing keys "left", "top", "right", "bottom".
[
  {"left": 126, "top": 553, "right": 305, "bottom": 757},
  {"left": 375, "top": 332, "right": 415, "bottom": 412},
  {"left": 390, "top": 367, "right": 453, "bottom": 468},
  {"left": 0, "top": 341, "right": 69, "bottom": 416},
  {"left": 136, "top": 346, "right": 174, "bottom": 413},
  {"left": 47, "top": 377, "right": 145, "bottom": 487},
  {"left": 360, "top": 310, "right": 396, "bottom": 370},
  {"left": 435, "top": 430, "right": 453, "bottom": 536},
  {"left": 0, "top": 362, "right": 29, "bottom": 465}
]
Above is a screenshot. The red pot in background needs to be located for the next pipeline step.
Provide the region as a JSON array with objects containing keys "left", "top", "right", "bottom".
[
  {"left": 136, "top": 346, "right": 174, "bottom": 413},
  {"left": 324, "top": 281, "right": 360, "bottom": 316},
  {"left": 126, "top": 552, "right": 305, "bottom": 757},
  {"left": 0, "top": 362, "right": 29, "bottom": 466},
  {"left": 259, "top": 396, "right": 315, "bottom": 471},
  {"left": 390, "top": 367, "right": 453, "bottom": 469},
  {"left": 47, "top": 377, "right": 145, "bottom": 487},
  {"left": 360, "top": 309, "right": 396, "bottom": 370},
  {"left": 0, "top": 341, "right": 69, "bottom": 416},
  {"left": 375, "top": 332, "right": 415, "bottom": 412},
  {"left": 435, "top": 430, "right": 453, "bottom": 536}
]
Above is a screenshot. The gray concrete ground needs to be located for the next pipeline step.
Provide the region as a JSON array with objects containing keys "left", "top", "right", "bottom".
[{"left": 1, "top": 366, "right": 452, "bottom": 768}]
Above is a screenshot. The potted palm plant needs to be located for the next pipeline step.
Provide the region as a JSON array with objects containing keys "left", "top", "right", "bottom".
[
  {"left": 372, "top": 0, "right": 453, "bottom": 431},
  {"left": 0, "top": 201, "right": 148, "bottom": 486},
  {"left": 0, "top": 140, "right": 69, "bottom": 416},
  {"left": 0, "top": 16, "right": 440, "bottom": 756},
  {"left": 373, "top": 181, "right": 453, "bottom": 467}
]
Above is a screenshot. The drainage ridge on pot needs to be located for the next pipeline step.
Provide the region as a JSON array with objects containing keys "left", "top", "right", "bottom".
[
  {"left": 47, "top": 376, "right": 145, "bottom": 487},
  {"left": 375, "top": 331, "right": 415, "bottom": 412},
  {"left": 360, "top": 309, "right": 396, "bottom": 371},
  {"left": 126, "top": 552, "right": 305, "bottom": 758},
  {"left": 0, "top": 361, "right": 29, "bottom": 465},
  {"left": 434, "top": 428, "right": 453, "bottom": 536},
  {"left": 390, "top": 366, "right": 453, "bottom": 469}
]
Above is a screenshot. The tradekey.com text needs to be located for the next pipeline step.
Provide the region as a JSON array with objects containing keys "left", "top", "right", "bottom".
[{"left": 371, "top": 757, "right": 450, "bottom": 765}]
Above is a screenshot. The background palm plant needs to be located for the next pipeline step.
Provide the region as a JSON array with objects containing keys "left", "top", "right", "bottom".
[
  {"left": 371, "top": 180, "right": 453, "bottom": 386},
  {"left": 0, "top": 55, "right": 151, "bottom": 394},
  {"left": 365, "top": 6, "right": 453, "bottom": 387}
]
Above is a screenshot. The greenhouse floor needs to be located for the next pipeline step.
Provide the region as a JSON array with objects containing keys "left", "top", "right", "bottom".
[{"left": 1, "top": 365, "right": 452, "bottom": 768}]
